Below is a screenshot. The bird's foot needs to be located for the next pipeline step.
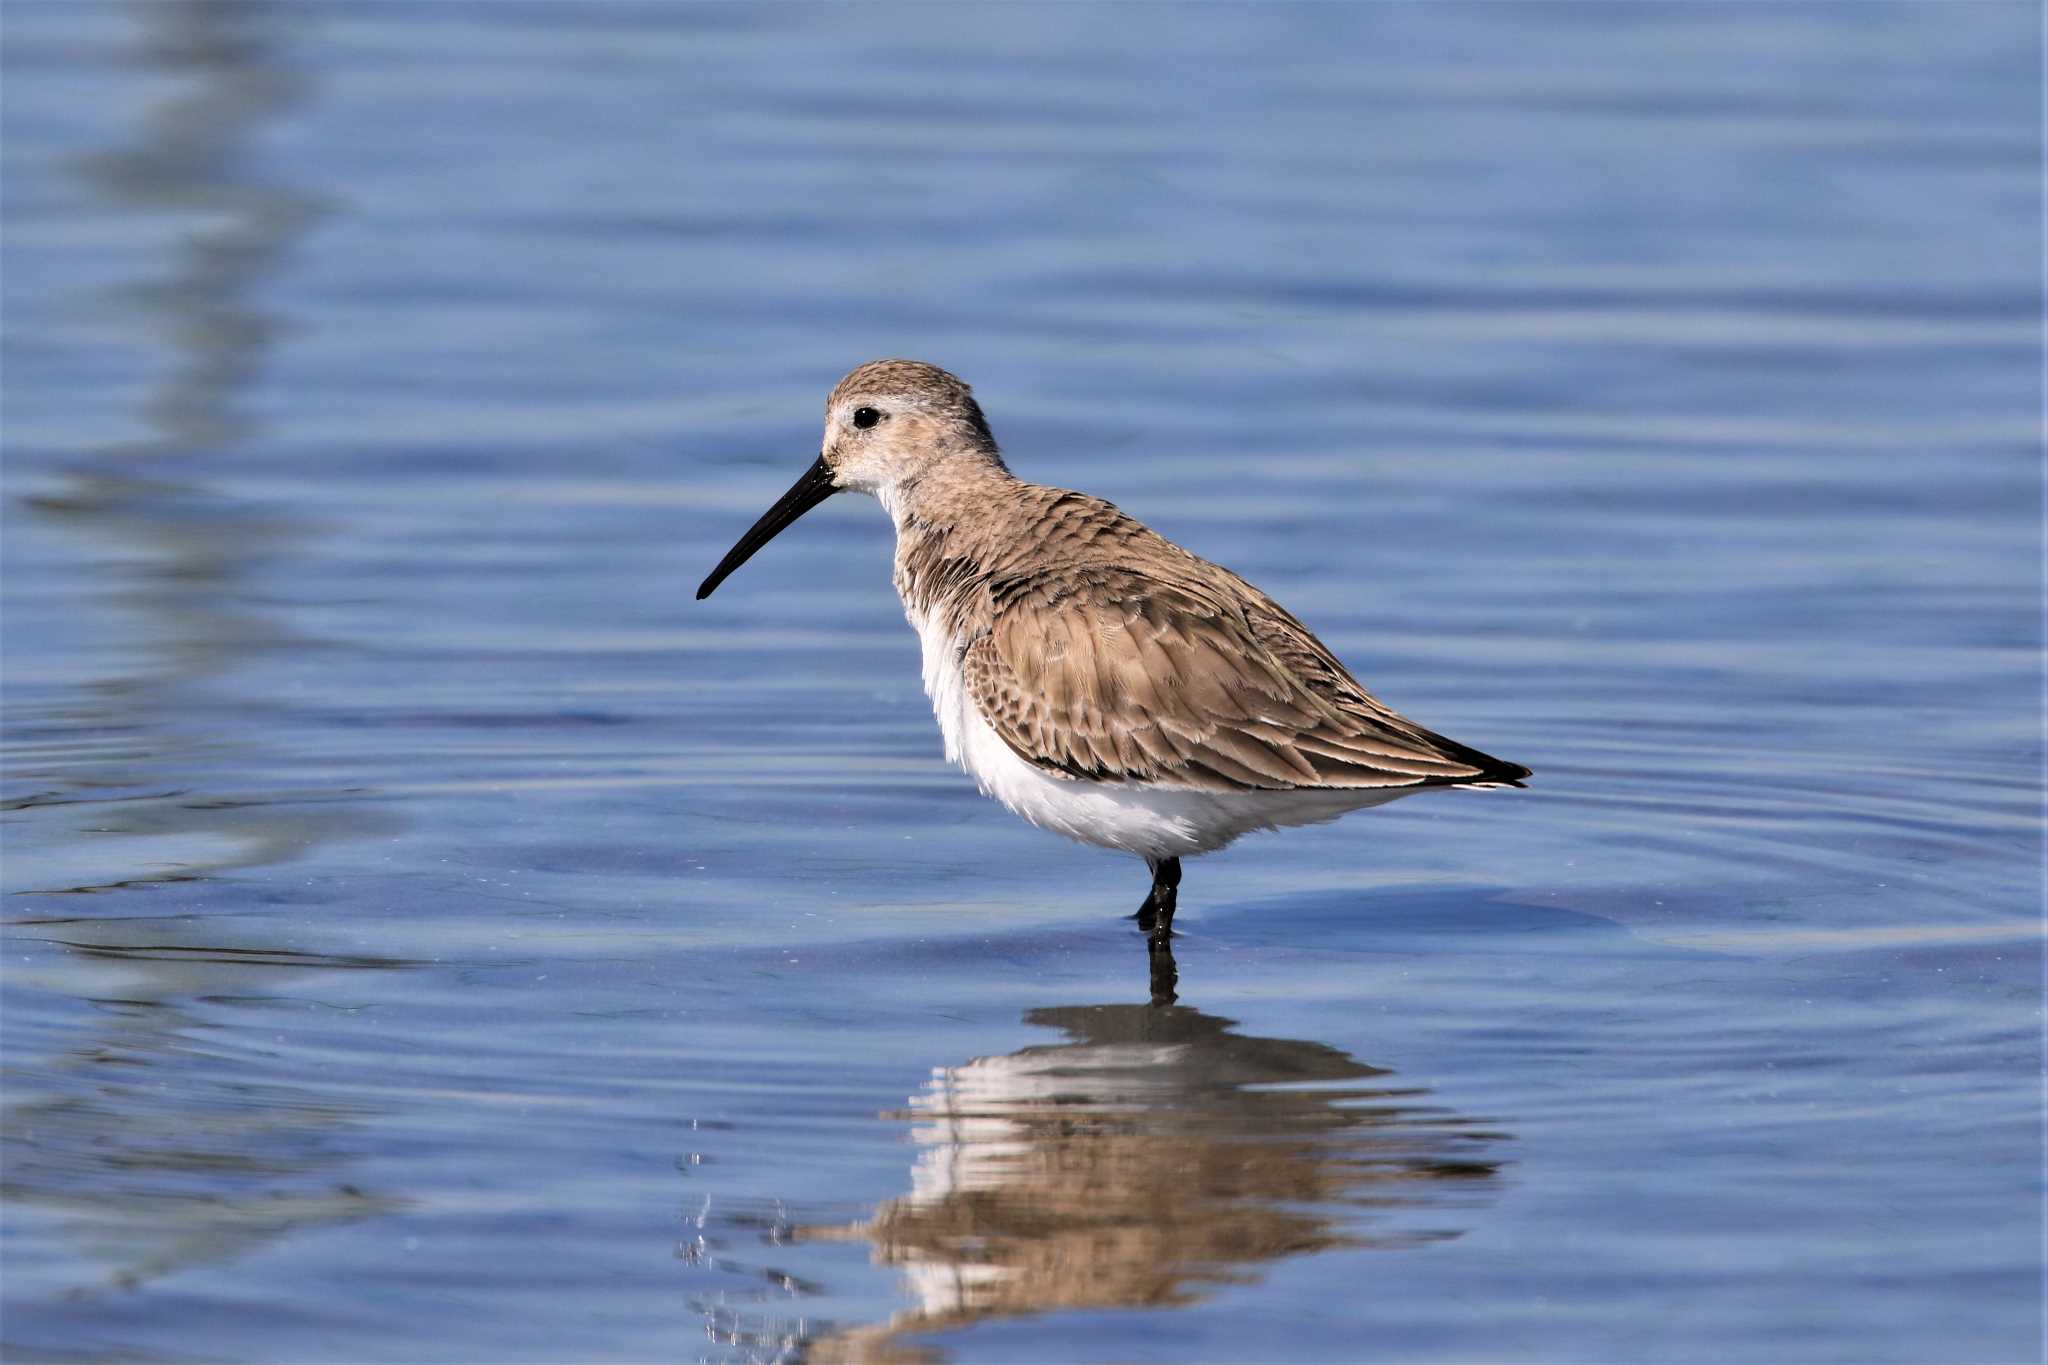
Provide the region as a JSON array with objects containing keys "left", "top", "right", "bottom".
[
  {"left": 1134, "top": 892, "right": 1175, "bottom": 939},
  {"left": 1135, "top": 856, "right": 1182, "bottom": 939}
]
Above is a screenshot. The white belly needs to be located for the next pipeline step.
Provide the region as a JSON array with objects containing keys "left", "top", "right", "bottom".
[{"left": 906, "top": 607, "right": 1412, "bottom": 861}]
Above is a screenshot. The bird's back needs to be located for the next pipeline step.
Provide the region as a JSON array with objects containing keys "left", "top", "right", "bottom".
[{"left": 896, "top": 479, "right": 1530, "bottom": 794}]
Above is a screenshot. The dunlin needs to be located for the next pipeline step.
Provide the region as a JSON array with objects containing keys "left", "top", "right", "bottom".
[{"left": 698, "top": 360, "right": 1529, "bottom": 941}]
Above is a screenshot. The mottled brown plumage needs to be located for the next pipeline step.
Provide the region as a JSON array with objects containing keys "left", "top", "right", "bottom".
[
  {"left": 850, "top": 361, "right": 1529, "bottom": 796},
  {"left": 697, "top": 359, "right": 1530, "bottom": 940}
]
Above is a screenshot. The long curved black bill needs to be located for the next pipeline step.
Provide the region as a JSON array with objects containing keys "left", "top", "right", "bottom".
[{"left": 696, "top": 455, "right": 839, "bottom": 600}]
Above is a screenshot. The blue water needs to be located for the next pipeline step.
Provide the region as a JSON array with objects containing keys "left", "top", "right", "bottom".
[{"left": 3, "top": 4, "right": 2040, "bottom": 1361}]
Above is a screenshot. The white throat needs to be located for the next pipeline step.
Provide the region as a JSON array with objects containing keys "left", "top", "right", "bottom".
[{"left": 875, "top": 479, "right": 917, "bottom": 531}]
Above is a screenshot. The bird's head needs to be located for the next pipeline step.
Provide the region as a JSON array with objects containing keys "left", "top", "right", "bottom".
[{"left": 697, "top": 359, "right": 1000, "bottom": 600}]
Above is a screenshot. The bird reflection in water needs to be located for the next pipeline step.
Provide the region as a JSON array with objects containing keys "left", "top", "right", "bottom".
[{"left": 793, "top": 996, "right": 1509, "bottom": 1361}]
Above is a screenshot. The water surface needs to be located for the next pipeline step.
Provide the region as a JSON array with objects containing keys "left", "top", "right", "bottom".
[{"left": 3, "top": 4, "right": 2040, "bottom": 1361}]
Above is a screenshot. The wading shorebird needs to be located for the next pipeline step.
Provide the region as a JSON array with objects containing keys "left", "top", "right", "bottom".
[{"left": 697, "top": 361, "right": 1529, "bottom": 942}]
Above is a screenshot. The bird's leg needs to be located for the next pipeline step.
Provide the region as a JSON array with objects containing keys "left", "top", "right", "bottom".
[
  {"left": 1146, "top": 931, "right": 1179, "bottom": 1007},
  {"left": 1135, "top": 856, "right": 1181, "bottom": 939},
  {"left": 1136, "top": 857, "right": 1182, "bottom": 1004}
]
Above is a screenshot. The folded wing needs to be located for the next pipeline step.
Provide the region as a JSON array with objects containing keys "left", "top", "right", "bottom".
[{"left": 959, "top": 564, "right": 1530, "bottom": 793}]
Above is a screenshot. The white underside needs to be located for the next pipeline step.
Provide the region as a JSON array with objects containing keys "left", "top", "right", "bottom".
[{"left": 907, "top": 605, "right": 1419, "bottom": 862}]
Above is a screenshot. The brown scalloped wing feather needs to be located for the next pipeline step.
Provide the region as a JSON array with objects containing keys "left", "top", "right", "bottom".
[{"left": 961, "top": 565, "right": 1528, "bottom": 793}]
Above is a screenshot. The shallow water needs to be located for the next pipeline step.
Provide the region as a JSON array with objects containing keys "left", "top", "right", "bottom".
[{"left": 2, "top": 4, "right": 2040, "bottom": 1362}]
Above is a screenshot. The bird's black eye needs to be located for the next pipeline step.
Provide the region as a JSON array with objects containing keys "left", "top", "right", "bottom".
[{"left": 852, "top": 407, "right": 881, "bottom": 430}]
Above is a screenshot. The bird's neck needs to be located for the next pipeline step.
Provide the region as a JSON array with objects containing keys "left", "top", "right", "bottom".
[
  {"left": 881, "top": 454, "right": 1019, "bottom": 619},
  {"left": 876, "top": 452, "right": 1016, "bottom": 540}
]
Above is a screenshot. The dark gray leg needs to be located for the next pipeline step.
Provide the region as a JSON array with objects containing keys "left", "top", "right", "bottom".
[
  {"left": 1146, "top": 933, "right": 1179, "bottom": 1006},
  {"left": 1134, "top": 856, "right": 1181, "bottom": 939}
]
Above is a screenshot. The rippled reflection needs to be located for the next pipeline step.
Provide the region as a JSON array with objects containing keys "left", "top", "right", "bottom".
[
  {"left": 2, "top": 0, "right": 404, "bottom": 1301},
  {"left": 1, "top": 933, "right": 411, "bottom": 1293},
  {"left": 6, "top": 0, "right": 369, "bottom": 895},
  {"left": 796, "top": 1002, "right": 1509, "bottom": 1359}
]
